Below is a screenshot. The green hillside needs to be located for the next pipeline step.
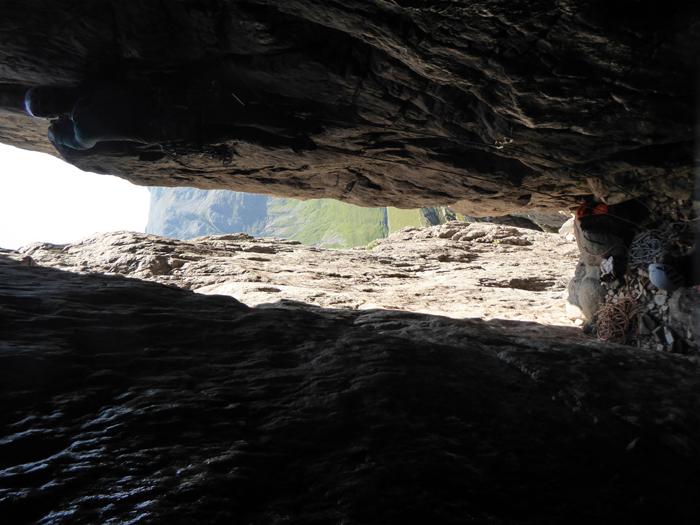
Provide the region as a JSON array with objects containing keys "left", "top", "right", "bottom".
[
  {"left": 387, "top": 207, "right": 469, "bottom": 234},
  {"left": 147, "top": 187, "right": 268, "bottom": 239},
  {"left": 147, "top": 187, "right": 464, "bottom": 248},
  {"left": 266, "top": 198, "right": 387, "bottom": 248}
]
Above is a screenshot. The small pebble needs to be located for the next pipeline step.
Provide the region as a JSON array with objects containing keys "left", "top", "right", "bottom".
[
  {"left": 664, "top": 327, "right": 675, "bottom": 345},
  {"left": 654, "top": 295, "right": 667, "bottom": 306},
  {"left": 641, "top": 314, "right": 656, "bottom": 332}
]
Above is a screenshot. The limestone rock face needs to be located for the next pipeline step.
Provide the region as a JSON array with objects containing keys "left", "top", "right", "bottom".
[
  {"left": 19, "top": 222, "right": 580, "bottom": 325},
  {"left": 3, "top": 236, "right": 700, "bottom": 523},
  {"left": 1, "top": 1, "right": 697, "bottom": 214}
]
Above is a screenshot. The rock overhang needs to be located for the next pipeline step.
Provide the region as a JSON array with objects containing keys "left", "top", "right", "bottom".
[{"left": 0, "top": 0, "right": 697, "bottom": 216}]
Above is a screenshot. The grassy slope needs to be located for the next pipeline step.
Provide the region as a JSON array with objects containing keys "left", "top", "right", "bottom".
[
  {"left": 148, "top": 188, "right": 388, "bottom": 248},
  {"left": 387, "top": 207, "right": 470, "bottom": 234},
  {"left": 386, "top": 208, "right": 428, "bottom": 233},
  {"left": 146, "top": 188, "right": 268, "bottom": 239},
  {"left": 148, "top": 189, "right": 464, "bottom": 248},
  {"left": 266, "top": 198, "right": 388, "bottom": 248}
]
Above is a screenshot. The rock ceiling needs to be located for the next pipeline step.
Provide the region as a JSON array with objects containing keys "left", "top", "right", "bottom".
[{"left": 0, "top": 0, "right": 697, "bottom": 215}]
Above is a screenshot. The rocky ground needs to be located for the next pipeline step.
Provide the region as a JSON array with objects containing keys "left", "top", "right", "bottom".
[
  {"left": 599, "top": 257, "right": 699, "bottom": 354},
  {"left": 16, "top": 216, "right": 699, "bottom": 356},
  {"left": 17, "top": 222, "right": 580, "bottom": 327},
  {"left": 3, "top": 237, "right": 700, "bottom": 524},
  {"left": 565, "top": 197, "right": 699, "bottom": 355},
  {"left": 14, "top": 214, "right": 699, "bottom": 354}
]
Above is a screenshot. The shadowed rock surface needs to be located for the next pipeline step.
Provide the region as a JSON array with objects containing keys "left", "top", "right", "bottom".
[
  {"left": 1, "top": 0, "right": 697, "bottom": 215},
  {"left": 2, "top": 250, "right": 700, "bottom": 524}
]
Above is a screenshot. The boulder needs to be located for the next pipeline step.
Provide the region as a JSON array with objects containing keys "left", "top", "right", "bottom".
[{"left": 578, "top": 268, "right": 608, "bottom": 320}]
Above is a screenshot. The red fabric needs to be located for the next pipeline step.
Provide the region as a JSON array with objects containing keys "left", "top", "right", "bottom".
[{"left": 577, "top": 201, "right": 609, "bottom": 221}]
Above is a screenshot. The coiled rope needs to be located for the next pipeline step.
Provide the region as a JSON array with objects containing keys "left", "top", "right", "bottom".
[
  {"left": 596, "top": 297, "right": 641, "bottom": 344},
  {"left": 628, "top": 230, "right": 671, "bottom": 267}
]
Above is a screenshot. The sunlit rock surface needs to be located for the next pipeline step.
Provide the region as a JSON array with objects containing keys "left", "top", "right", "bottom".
[
  {"left": 19, "top": 222, "right": 580, "bottom": 325},
  {"left": 0, "top": 1, "right": 697, "bottom": 214},
  {"left": 2, "top": 248, "right": 700, "bottom": 524}
]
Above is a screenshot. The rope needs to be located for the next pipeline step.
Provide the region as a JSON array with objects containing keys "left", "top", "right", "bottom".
[
  {"left": 596, "top": 297, "right": 641, "bottom": 344},
  {"left": 628, "top": 230, "right": 671, "bottom": 267}
]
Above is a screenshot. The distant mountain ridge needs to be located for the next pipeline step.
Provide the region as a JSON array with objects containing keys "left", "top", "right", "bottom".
[{"left": 146, "top": 187, "right": 466, "bottom": 248}]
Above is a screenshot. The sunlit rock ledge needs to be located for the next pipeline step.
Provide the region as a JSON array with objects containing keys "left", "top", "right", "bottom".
[{"left": 18, "top": 222, "right": 580, "bottom": 326}]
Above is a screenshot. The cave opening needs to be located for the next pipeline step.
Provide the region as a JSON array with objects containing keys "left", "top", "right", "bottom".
[{"left": 1, "top": 1, "right": 698, "bottom": 523}]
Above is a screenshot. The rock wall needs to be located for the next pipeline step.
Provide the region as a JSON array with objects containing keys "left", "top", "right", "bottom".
[
  {"left": 3, "top": 242, "right": 700, "bottom": 523},
  {"left": 1, "top": 0, "right": 698, "bottom": 215}
]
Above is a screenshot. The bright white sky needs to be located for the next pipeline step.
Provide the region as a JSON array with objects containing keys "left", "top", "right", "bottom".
[{"left": 0, "top": 143, "right": 151, "bottom": 250}]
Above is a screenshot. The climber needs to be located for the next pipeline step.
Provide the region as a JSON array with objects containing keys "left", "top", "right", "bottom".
[{"left": 24, "top": 84, "right": 318, "bottom": 153}]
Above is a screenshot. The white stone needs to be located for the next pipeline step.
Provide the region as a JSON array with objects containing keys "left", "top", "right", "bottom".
[
  {"left": 664, "top": 327, "right": 674, "bottom": 345},
  {"left": 654, "top": 295, "right": 668, "bottom": 306}
]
